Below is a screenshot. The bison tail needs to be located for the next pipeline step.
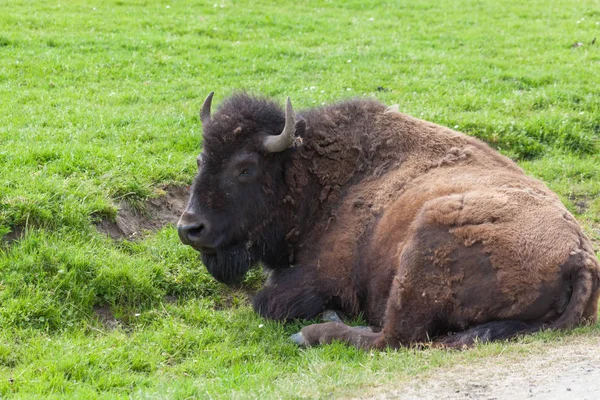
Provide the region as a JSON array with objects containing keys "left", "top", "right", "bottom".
[
  {"left": 436, "top": 320, "right": 543, "bottom": 348},
  {"left": 550, "top": 261, "right": 599, "bottom": 330}
]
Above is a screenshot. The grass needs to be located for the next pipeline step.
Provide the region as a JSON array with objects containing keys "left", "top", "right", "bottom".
[{"left": 0, "top": 0, "right": 599, "bottom": 397}]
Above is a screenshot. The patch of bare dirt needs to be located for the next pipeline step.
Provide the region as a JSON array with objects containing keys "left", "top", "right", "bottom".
[
  {"left": 93, "top": 304, "right": 121, "bottom": 330},
  {"left": 354, "top": 336, "right": 600, "bottom": 400},
  {"left": 1, "top": 225, "right": 24, "bottom": 244},
  {"left": 567, "top": 194, "right": 590, "bottom": 215},
  {"left": 96, "top": 185, "right": 189, "bottom": 240},
  {"left": 574, "top": 200, "right": 589, "bottom": 215}
]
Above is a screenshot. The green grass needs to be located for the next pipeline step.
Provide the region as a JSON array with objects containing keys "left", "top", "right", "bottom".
[{"left": 1, "top": 0, "right": 599, "bottom": 397}]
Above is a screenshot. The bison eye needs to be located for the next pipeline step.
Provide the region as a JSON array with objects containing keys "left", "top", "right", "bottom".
[
  {"left": 232, "top": 154, "right": 259, "bottom": 181},
  {"left": 239, "top": 166, "right": 256, "bottom": 178}
]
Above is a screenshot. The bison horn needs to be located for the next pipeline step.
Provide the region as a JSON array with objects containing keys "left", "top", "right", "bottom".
[
  {"left": 263, "top": 97, "right": 301, "bottom": 153},
  {"left": 200, "top": 91, "right": 214, "bottom": 124}
]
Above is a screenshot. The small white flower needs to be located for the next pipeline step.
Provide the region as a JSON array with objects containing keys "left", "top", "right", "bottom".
[
  {"left": 258, "top": 324, "right": 264, "bottom": 328},
  {"left": 454, "top": 125, "right": 459, "bottom": 129},
  {"left": 347, "top": 59, "right": 352, "bottom": 63},
  {"left": 580, "top": 111, "right": 585, "bottom": 115},
  {"left": 134, "top": 313, "right": 141, "bottom": 317}
]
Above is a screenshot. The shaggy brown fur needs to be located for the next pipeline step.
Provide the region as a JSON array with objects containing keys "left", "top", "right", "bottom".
[{"left": 178, "top": 93, "right": 600, "bottom": 349}]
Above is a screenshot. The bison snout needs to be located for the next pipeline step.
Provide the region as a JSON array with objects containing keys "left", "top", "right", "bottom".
[{"left": 177, "top": 212, "right": 214, "bottom": 251}]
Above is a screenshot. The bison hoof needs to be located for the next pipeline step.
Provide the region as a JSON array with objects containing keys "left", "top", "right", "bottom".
[
  {"left": 290, "top": 332, "right": 309, "bottom": 346},
  {"left": 354, "top": 326, "right": 373, "bottom": 332},
  {"left": 321, "top": 309, "right": 343, "bottom": 323}
]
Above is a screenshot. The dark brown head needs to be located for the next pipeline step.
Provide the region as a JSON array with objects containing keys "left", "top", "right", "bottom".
[{"left": 178, "top": 92, "right": 304, "bottom": 284}]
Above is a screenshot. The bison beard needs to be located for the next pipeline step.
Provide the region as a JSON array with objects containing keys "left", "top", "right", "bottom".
[
  {"left": 202, "top": 246, "right": 254, "bottom": 285},
  {"left": 178, "top": 92, "right": 600, "bottom": 351}
]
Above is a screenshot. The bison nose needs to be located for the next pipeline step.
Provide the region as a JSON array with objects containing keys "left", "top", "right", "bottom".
[{"left": 177, "top": 212, "right": 212, "bottom": 248}]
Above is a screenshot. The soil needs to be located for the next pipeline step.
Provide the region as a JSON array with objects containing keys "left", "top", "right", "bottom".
[
  {"left": 96, "top": 185, "right": 189, "bottom": 240},
  {"left": 355, "top": 335, "right": 600, "bottom": 400},
  {"left": 93, "top": 304, "right": 121, "bottom": 330},
  {"left": 1, "top": 225, "right": 24, "bottom": 244},
  {"left": 1, "top": 186, "right": 189, "bottom": 245},
  {"left": 567, "top": 194, "right": 590, "bottom": 215}
]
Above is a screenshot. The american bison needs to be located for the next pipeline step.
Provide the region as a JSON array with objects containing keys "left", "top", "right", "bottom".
[{"left": 178, "top": 92, "right": 600, "bottom": 349}]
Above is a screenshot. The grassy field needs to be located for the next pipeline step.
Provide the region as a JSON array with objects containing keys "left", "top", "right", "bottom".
[{"left": 1, "top": 0, "right": 599, "bottom": 397}]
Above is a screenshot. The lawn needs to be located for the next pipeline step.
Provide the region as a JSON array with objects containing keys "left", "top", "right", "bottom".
[{"left": 1, "top": 0, "right": 599, "bottom": 398}]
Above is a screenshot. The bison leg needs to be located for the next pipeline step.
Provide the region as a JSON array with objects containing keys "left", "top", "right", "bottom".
[
  {"left": 291, "top": 322, "right": 383, "bottom": 349},
  {"left": 375, "top": 222, "right": 546, "bottom": 347},
  {"left": 320, "top": 309, "right": 372, "bottom": 329},
  {"left": 321, "top": 309, "right": 343, "bottom": 323},
  {"left": 290, "top": 311, "right": 375, "bottom": 347},
  {"left": 436, "top": 320, "right": 542, "bottom": 349},
  {"left": 290, "top": 223, "right": 549, "bottom": 349},
  {"left": 253, "top": 266, "right": 329, "bottom": 321},
  {"left": 378, "top": 195, "right": 600, "bottom": 349}
]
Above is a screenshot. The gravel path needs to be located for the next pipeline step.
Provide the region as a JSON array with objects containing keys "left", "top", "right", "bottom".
[{"left": 356, "top": 336, "right": 600, "bottom": 400}]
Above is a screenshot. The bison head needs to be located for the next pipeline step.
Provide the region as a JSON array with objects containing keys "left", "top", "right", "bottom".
[{"left": 177, "top": 92, "right": 304, "bottom": 284}]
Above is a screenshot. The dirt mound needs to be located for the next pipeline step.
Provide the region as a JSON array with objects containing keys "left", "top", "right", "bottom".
[{"left": 96, "top": 185, "right": 189, "bottom": 240}]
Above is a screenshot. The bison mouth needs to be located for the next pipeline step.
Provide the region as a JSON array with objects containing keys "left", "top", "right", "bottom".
[
  {"left": 191, "top": 244, "right": 217, "bottom": 255},
  {"left": 199, "top": 243, "right": 255, "bottom": 285}
]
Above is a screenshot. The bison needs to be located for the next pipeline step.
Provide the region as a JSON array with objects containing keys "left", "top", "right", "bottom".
[{"left": 177, "top": 92, "right": 600, "bottom": 349}]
